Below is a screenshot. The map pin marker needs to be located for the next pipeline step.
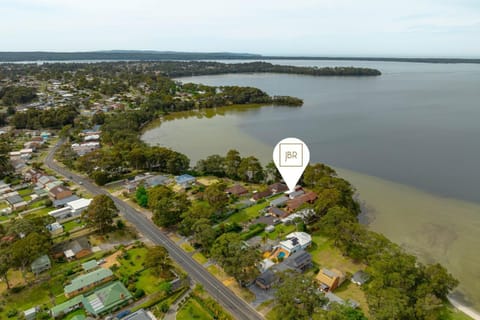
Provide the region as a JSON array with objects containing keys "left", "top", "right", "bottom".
[{"left": 273, "top": 137, "right": 310, "bottom": 193}]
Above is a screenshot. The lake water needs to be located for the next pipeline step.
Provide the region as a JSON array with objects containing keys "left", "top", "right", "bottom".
[{"left": 142, "top": 60, "right": 480, "bottom": 311}]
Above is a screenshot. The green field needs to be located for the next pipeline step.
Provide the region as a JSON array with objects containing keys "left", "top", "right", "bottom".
[
  {"left": 224, "top": 195, "right": 283, "bottom": 225},
  {"left": 177, "top": 298, "right": 214, "bottom": 320},
  {"left": 63, "top": 219, "right": 85, "bottom": 232}
]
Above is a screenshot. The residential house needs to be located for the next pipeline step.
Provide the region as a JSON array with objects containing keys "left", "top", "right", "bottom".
[
  {"left": 324, "top": 292, "right": 359, "bottom": 310},
  {"left": 316, "top": 268, "right": 345, "bottom": 292},
  {"left": 351, "top": 270, "right": 370, "bottom": 286},
  {"left": 175, "top": 174, "right": 196, "bottom": 188},
  {"left": 122, "top": 309, "right": 154, "bottom": 320},
  {"left": 256, "top": 251, "right": 312, "bottom": 290},
  {"left": 255, "top": 269, "right": 276, "bottom": 290},
  {"left": 267, "top": 183, "right": 288, "bottom": 194},
  {"left": 49, "top": 198, "right": 92, "bottom": 221},
  {"left": 288, "top": 190, "right": 305, "bottom": 199},
  {"left": 225, "top": 184, "right": 248, "bottom": 197},
  {"left": 53, "top": 237, "right": 92, "bottom": 260},
  {"left": 49, "top": 185, "right": 73, "bottom": 200},
  {"left": 53, "top": 195, "right": 80, "bottom": 208},
  {"left": 64, "top": 268, "right": 114, "bottom": 297},
  {"left": 269, "top": 196, "right": 288, "bottom": 207},
  {"left": 269, "top": 231, "right": 312, "bottom": 260},
  {"left": 269, "top": 206, "right": 288, "bottom": 219},
  {"left": 36, "top": 175, "right": 56, "bottom": 189},
  {"left": 51, "top": 281, "right": 133, "bottom": 318},
  {"left": 46, "top": 222, "right": 64, "bottom": 235},
  {"left": 45, "top": 180, "right": 64, "bottom": 192},
  {"left": 31, "top": 255, "right": 51, "bottom": 275},
  {"left": 144, "top": 175, "right": 169, "bottom": 188},
  {"left": 250, "top": 190, "right": 272, "bottom": 202},
  {"left": 82, "top": 260, "right": 99, "bottom": 272},
  {"left": 6, "top": 194, "right": 27, "bottom": 210},
  {"left": 286, "top": 191, "right": 318, "bottom": 213},
  {"left": 283, "top": 250, "right": 312, "bottom": 272}
]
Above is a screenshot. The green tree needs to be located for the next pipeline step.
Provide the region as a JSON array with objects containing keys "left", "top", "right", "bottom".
[
  {"left": 224, "top": 149, "right": 241, "bottom": 179},
  {"left": 204, "top": 182, "right": 229, "bottom": 213},
  {"left": 82, "top": 195, "right": 118, "bottom": 234},
  {"left": 11, "top": 232, "right": 51, "bottom": 282},
  {"left": 135, "top": 185, "right": 148, "bottom": 207},
  {"left": 0, "top": 250, "right": 12, "bottom": 289},
  {"left": 196, "top": 154, "right": 225, "bottom": 176},
  {"left": 179, "top": 202, "right": 214, "bottom": 236},
  {"left": 237, "top": 156, "right": 264, "bottom": 183},
  {"left": 144, "top": 246, "right": 172, "bottom": 277},
  {"left": 192, "top": 218, "right": 217, "bottom": 252},
  {"left": 211, "top": 233, "right": 261, "bottom": 285},
  {"left": 275, "top": 272, "right": 327, "bottom": 319},
  {"left": 148, "top": 186, "right": 191, "bottom": 227}
]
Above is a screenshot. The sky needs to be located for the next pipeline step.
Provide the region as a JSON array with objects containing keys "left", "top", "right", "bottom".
[{"left": 1, "top": 0, "right": 480, "bottom": 57}]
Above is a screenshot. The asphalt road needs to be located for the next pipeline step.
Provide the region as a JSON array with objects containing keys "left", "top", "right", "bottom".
[{"left": 45, "top": 140, "right": 263, "bottom": 320}]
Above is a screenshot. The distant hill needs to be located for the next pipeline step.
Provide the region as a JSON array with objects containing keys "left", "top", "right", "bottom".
[
  {"left": 0, "top": 50, "right": 479, "bottom": 64},
  {"left": 0, "top": 51, "right": 262, "bottom": 62}
]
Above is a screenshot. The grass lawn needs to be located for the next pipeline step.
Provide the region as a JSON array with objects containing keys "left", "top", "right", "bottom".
[
  {"left": 137, "top": 269, "right": 168, "bottom": 295},
  {"left": 177, "top": 298, "right": 214, "bottom": 320},
  {"left": 65, "top": 309, "right": 87, "bottom": 319},
  {"left": 308, "top": 233, "right": 364, "bottom": 275},
  {"left": 18, "top": 188, "right": 33, "bottom": 196},
  {"left": 261, "top": 223, "right": 296, "bottom": 241},
  {"left": 335, "top": 281, "right": 370, "bottom": 317},
  {"left": 0, "top": 200, "right": 9, "bottom": 209},
  {"left": 181, "top": 242, "right": 195, "bottom": 253},
  {"left": 24, "top": 206, "right": 52, "bottom": 217},
  {"left": 192, "top": 252, "right": 208, "bottom": 265},
  {"left": 0, "top": 273, "right": 65, "bottom": 319},
  {"left": 224, "top": 195, "right": 283, "bottom": 225},
  {"left": 116, "top": 247, "right": 148, "bottom": 277},
  {"left": 63, "top": 219, "right": 85, "bottom": 232}
]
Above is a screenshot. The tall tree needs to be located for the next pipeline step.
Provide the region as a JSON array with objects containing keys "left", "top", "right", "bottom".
[
  {"left": 275, "top": 273, "right": 327, "bottom": 319},
  {"left": 237, "top": 156, "right": 264, "bottom": 183},
  {"left": 192, "top": 218, "right": 217, "bottom": 252},
  {"left": 203, "top": 182, "right": 229, "bottom": 213},
  {"left": 224, "top": 149, "right": 241, "bottom": 179},
  {"left": 148, "top": 186, "right": 191, "bottom": 227},
  {"left": 11, "top": 232, "right": 51, "bottom": 282},
  {"left": 144, "top": 246, "right": 172, "bottom": 277},
  {"left": 0, "top": 249, "right": 12, "bottom": 289},
  {"left": 82, "top": 195, "right": 118, "bottom": 234},
  {"left": 211, "top": 233, "right": 261, "bottom": 285}
]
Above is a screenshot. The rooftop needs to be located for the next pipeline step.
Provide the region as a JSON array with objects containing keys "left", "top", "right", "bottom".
[{"left": 64, "top": 268, "right": 113, "bottom": 294}]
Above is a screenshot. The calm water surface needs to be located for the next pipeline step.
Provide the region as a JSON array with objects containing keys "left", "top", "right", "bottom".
[{"left": 142, "top": 60, "right": 480, "bottom": 310}]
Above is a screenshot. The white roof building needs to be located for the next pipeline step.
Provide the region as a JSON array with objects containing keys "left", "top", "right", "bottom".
[{"left": 279, "top": 232, "right": 312, "bottom": 254}]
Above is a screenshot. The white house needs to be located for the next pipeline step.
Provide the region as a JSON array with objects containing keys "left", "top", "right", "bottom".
[
  {"left": 49, "top": 198, "right": 92, "bottom": 221},
  {"left": 278, "top": 232, "right": 312, "bottom": 255}
]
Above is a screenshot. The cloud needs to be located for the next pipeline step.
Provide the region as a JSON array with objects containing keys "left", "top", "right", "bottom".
[{"left": 0, "top": 0, "right": 479, "bottom": 56}]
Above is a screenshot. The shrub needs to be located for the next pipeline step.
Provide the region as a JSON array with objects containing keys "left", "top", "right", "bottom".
[
  {"left": 7, "top": 309, "right": 18, "bottom": 318},
  {"left": 134, "top": 288, "right": 145, "bottom": 299}
]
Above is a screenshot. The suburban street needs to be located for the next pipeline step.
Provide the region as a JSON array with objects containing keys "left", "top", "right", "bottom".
[{"left": 45, "top": 140, "right": 264, "bottom": 320}]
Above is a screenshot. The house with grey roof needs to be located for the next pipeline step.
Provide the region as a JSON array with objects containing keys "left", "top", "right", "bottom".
[
  {"left": 31, "top": 255, "right": 51, "bottom": 275},
  {"left": 351, "top": 270, "right": 370, "bottom": 286}
]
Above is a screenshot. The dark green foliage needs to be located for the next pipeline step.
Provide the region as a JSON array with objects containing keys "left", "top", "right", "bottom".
[
  {"left": 135, "top": 185, "right": 148, "bottom": 207},
  {"left": 12, "top": 105, "right": 78, "bottom": 129},
  {"left": 0, "top": 86, "right": 37, "bottom": 105},
  {"left": 211, "top": 233, "right": 261, "bottom": 285}
]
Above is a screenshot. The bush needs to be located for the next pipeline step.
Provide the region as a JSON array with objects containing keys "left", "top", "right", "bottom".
[
  {"left": 7, "top": 309, "right": 18, "bottom": 318},
  {"left": 134, "top": 288, "right": 145, "bottom": 299},
  {"left": 10, "top": 286, "right": 24, "bottom": 293}
]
